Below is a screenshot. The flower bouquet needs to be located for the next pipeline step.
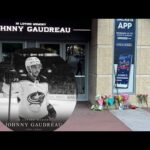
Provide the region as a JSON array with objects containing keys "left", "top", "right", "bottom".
[
  {"left": 91, "top": 95, "right": 104, "bottom": 111},
  {"left": 136, "top": 94, "right": 148, "bottom": 107},
  {"left": 114, "top": 93, "right": 129, "bottom": 110}
]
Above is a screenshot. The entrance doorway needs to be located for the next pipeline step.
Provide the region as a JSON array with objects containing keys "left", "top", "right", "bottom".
[
  {"left": 0, "top": 41, "right": 88, "bottom": 101},
  {"left": 64, "top": 44, "right": 88, "bottom": 101},
  {"left": 37, "top": 42, "right": 88, "bottom": 101}
]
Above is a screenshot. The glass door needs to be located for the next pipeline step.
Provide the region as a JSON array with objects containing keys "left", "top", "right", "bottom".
[
  {"left": 64, "top": 44, "right": 88, "bottom": 101},
  {"left": 37, "top": 42, "right": 88, "bottom": 101}
]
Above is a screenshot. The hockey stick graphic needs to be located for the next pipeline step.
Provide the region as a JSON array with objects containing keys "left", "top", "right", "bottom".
[
  {"left": 8, "top": 53, "right": 15, "bottom": 122},
  {"left": 8, "top": 77, "right": 12, "bottom": 122}
]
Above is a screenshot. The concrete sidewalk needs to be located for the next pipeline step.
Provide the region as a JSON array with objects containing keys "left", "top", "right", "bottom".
[{"left": 110, "top": 108, "right": 150, "bottom": 131}]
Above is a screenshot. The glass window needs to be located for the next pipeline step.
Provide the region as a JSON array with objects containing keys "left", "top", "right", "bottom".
[
  {"left": 65, "top": 44, "right": 86, "bottom": 95},
  {"left": 40, "top": 44, "right": 60, "bottom": 55},
  {"left": 2, "top": 43, "right": 23, "bottom": 63},
  {"left": 66, "top": 44, "right": 85, "bottom": 75}
]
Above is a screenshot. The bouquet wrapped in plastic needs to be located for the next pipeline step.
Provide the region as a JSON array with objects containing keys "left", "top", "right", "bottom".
[
  {"left": 91, "top": 95, "right": 104, "bottom": 111},
  {"left": 114, "top": 93, "right": 129, "bottom": 110},
  {"left": 136, "top": 94, "right": 148, "bottom": 107},
  {"left": 103, "top": 95, "right": 114, "bottom": 109}
]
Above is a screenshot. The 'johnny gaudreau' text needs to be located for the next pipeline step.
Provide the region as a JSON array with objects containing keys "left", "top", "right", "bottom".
[{"left": 6, "top": 122, "right": 63, "bottom": 127}]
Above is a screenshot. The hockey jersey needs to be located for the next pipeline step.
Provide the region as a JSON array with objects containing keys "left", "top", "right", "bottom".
[{"left": 2, "top": 74, "right": 49, "bottom": 120}]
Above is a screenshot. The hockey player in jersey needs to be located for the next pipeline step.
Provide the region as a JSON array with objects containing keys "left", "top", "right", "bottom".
[{"left": 2, "top": 57, "right": 56, "bottom": 121}]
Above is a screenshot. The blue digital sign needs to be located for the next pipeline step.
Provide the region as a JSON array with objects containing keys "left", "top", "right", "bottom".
[{"left": 114, "top": 19, "right": 136, "bottom": 92}]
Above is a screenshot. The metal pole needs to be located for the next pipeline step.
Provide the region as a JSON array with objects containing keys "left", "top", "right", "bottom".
[
  {"left": 8, "top": 78, "right": 12, "bottom": 122},
  {"left": 8, "top": 53, "right": 14, "bottom": 122},
  {"left": 114, "top": 65, "right": 119, "bottom": 95}
]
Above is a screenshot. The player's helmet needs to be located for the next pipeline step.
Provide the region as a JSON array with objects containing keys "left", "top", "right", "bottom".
[{"left": 25, "top": 57, "right": 42, "bottom": 73}]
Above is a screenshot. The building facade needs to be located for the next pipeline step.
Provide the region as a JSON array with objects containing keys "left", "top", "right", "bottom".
[
  {"left": 90, "top": 19, "right": 150, "bottom": 107},
  {"left": 0, "top": 19, "right": 150, "bottom": 106}
]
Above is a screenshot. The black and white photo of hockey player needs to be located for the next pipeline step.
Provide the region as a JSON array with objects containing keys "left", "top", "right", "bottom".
[
  {"left": 0, "top": 47, "right": 77, "bottom": 131},
  {"left": 1, "top": 56, "right": 57, "bottom": 130}
]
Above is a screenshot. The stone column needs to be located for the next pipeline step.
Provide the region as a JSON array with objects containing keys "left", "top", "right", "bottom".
[
  {"left": 136, "top": 19, "right": 150, "bottom": 107},
  {"left": 89, "top": 19, "right": 98, "bottom": 104},
  {"left": 89, "top": 19, "right": 114, "bottom": 104}
]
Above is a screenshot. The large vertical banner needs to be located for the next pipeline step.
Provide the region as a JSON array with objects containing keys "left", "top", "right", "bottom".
[{"left": 113, "top": 19, "right": 136, "bottom": 93}]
